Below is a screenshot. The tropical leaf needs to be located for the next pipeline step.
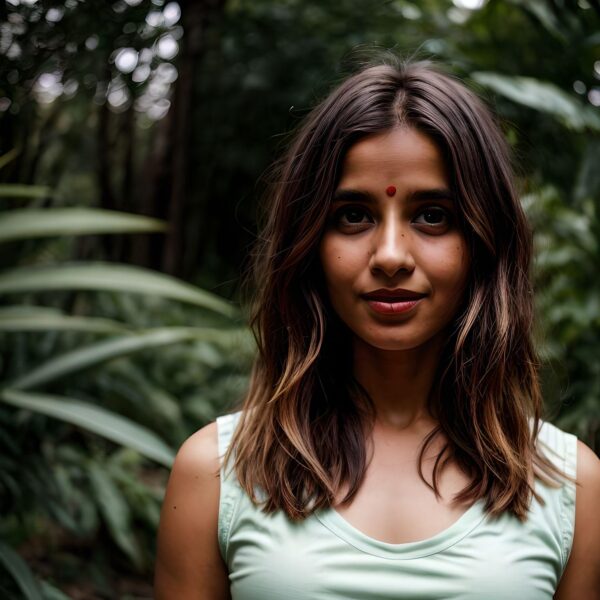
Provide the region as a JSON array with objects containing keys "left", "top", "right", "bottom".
[
  {"left": 108, "top": 458, "right": 163, "bottom": 529},
  {"left": 40, "top": 581, "right": 71, "bottom": 600},
  {"left": 103, "top": 361, "right": 183, "bottom": 426},
  {"left": 87, "top": 462, "right": 144, "bottom": 569},
  {"left": 0, "top": 262, "right": 237, "bottom": 317},
  {"left": 0, "top": 184, "right": 51, "bottom": 199},
  {"left": 0, "top": 542, "right": 44, "bottom": 600},
  {"left": 574, "top": 139, "right": 600, "bottom": 203},
  {"left": 0, "top": 305, "right": 63, "bottom": 318},
  {"left": 506, "top": 0, "right": 567, "bottom": 42},
  {"left": 0, "top": 389, "right": 175, "bottom": 467},
  {"left": 471, "top": 72, "right": 600, "bottom": 132},
  {"left": 0, "top": 147, "right": 21, "bottom": 171},
  {"left": 0, "top": 312, "right": 130, "bottom": 334},
  {"left": 0, "top": 208, "right": 167, "bottom": 243},
  {"left": 7, "top": 327, "right": 247, "bottom": 390}
]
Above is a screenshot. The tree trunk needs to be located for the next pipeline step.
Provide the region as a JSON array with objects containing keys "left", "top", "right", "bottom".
[
  {"left": 161, "top": 0, "right": 227, "bottom": 278},
  {"left": 131, "top": 112, "right": 171, "bottom": 269},
  {"left": 115, "top": 102, "right": 135, "bottom": 262}
]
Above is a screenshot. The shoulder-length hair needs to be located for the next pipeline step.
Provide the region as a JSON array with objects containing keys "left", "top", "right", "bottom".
[{"left": 225, "top": 58, "right": 566, "bottom": 521}]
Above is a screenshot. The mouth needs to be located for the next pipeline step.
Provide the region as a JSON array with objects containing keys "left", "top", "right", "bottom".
[
  {"left": 360, "top": 289, "right": 426, "bottom": 315},
  {"left": 361, "top": 288, "right": 427, "bottom": 302}
]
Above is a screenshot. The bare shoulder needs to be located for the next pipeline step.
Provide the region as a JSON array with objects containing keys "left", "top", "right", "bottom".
[
  {"left": 555, "top": 439, "right": 600, "bottom": 600},
  {"left": 172, "top": 421, "right": 221, "bottom": 479},
  {"left": 575, "top": 439, "right": 600, "bottom": 483},
  {"left": 154, "top": 421, "right": 230, "bottom": 600},
  {"left": 159, "top": 422, "right": 222, "bottom": 523}
]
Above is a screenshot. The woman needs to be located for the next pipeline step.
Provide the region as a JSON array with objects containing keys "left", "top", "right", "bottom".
[{"left": 154, "top": 59, "right": 600, "bottom": 599}]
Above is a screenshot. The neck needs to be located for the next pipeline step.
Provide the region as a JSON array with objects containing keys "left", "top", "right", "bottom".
[{"left": 352, "top": 335, "right": 444, "bottom": 431}]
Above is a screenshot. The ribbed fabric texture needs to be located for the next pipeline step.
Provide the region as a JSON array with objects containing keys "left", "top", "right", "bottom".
[{"left": 217, "top": 412, "right": 577, "bottom": 600}]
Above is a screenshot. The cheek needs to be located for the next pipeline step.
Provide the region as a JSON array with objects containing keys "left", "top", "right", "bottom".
[
  {"left": 319, "top": 236, "right": 367, "bottom": 286},
  {"left": 421, "top": 238, "right": 470, "bottom": 291}
]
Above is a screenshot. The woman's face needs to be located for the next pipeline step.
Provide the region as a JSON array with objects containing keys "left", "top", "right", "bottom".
[{"left": 319, "top": 126, "right": 470, "bottom": 353}]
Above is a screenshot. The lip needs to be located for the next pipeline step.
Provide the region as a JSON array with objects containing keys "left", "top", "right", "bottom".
[
  {"left": 360, "top": 288, "right": 426, "bottom": 315},
  {"left": 361, "top": 288, "right": 427, "bottom": 301}
]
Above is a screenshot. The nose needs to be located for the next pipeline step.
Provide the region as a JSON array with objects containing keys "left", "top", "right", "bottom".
[{"left": 368, "top": 218, "right": 416, "bottom": 277}]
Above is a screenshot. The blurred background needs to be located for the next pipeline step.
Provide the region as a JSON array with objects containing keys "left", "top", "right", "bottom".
[{"left": 0, "top": 0, "right": 598, "bottom": 597}]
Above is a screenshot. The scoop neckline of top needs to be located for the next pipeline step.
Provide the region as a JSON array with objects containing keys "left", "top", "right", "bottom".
[{"left": 315, "top": 498, "right": 487, "bottom": 560}]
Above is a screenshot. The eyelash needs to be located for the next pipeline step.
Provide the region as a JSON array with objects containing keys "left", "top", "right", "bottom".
[{"left": 331, "top": 205, "right": 452, "bottom": 230}]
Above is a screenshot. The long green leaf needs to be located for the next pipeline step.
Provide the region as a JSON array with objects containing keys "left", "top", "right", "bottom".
[
  {"left": 0, "top": 313, "right": 130, "bottom": 334},
  {"left": 0, "top": 147, "right": 21, "bottom": 170},
  {"left": 40, "top": 581, "right": 71, "bottom": 600},
  {"left": 0, "top": 389, "right": 175, "bottom": 467},
  {"left": 0, "top": 184, "right": 51, "bottom": 199},
  {"left": 8, "top": 327, "right": 245, "bottom": 390},
  {"left": 105, "top": 361, "right": 182, "bottom": 425},
  {"left": 471, "top": 72, "right": 600, "bottom": 132},
  {"left": 0, "top": 542, "right": 44, "bottom": 600},
  {"left": 506, "top": 0, "right": 567, "bottom": 42},
  {"left": 87, "top": 462, "right": 144, "bottom": 569},
  {"left": 0, "top": 208, "right": 167, "bottom": 244},
  {"left": 0, "top": 305, "right": 63, "bottom": 318},
  {"left": 0, "top": 262, "right": 237, "bottom": 317}
]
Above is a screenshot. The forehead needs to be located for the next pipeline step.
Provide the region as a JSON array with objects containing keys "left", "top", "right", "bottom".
[{"left": 339, "top": 127, "right": 449, "bottom": 187}]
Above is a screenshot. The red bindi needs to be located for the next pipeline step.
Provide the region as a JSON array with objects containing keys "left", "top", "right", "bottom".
[{"left": 385, "top": 185, "right": 396, "bottom": 197}]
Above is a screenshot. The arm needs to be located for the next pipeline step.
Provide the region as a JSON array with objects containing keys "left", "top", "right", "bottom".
[
  {"left": 154, "top": 422, "right": 231, "bottom": 600},
  {"left": 554, "top": 440, "right": 600, "bottom": 600}
]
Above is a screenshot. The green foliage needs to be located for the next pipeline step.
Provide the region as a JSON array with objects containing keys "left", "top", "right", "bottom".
[
  {"left": 526, "top": 187, "right": 600, "bottom": 442},
  {"left": 0, "top": 0, "right": 598, "bottom": 596},
  {"left": 0, "top": 207, "right": 167, "bottom": 243},
  {"left": 0, "top": 262, "right": 237, "bottom": 317},
  {"left": 0, "top": 185, "right": 52, "bottom": 200},
  {"left": 471, "top": 72, "right": 600, "bottom": 132},
  {"left": 0, "top": 542, "right": 44, "bottom": 600},
  {"left": 1, "top": 389, "right": 176, "bottom": 467},
  {"left": 7, "top": 327, "right": 246, "bottom": 391},
  {"left": 0, "top": 197, "right": 253, "bottom": 595},
  {"left": 87, "top": 461, "right": 145, "bottom": 569},
  {"left": 0, "top": 308, "right": 130, "bottom": 334}
]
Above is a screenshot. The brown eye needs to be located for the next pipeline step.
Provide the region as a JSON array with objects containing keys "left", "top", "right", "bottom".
[
  {"left": 413, "top": 207, "right": 449, "bottom": 227},
  {"left": 335, "top": 206, "right": 371, "bottom": 226}
]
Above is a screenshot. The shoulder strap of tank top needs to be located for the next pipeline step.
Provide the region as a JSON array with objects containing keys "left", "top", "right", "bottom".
[
  {"left": 216, "top": 411, "right": 243, "bottom": 563},
  {"left": 217, "top": 411, "right": 242, "bottom": 460},
  {"left": 536, "top": 420, "right": 578, "bottom": 570}
]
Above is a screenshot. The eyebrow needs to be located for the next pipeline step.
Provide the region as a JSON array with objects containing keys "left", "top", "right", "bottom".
[{"left": 332, "top": 188, "right": 456, "bottom": 203}]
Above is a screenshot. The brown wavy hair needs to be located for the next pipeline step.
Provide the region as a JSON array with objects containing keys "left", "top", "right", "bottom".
[{"left": 224, "top": 58, "right": 567, "bottom": 522}]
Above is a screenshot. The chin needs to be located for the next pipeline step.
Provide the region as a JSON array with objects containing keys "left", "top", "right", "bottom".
[
  {"left": 354, "top": 334, "right": 431, "bottom": 353},
  {"left": 351, "top": 325, "right": 448, "bottom": 354}
]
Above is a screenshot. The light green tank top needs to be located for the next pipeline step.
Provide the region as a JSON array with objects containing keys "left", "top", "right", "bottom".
[{"left": 217, "top": 412, "right": 577, "bottom": 600}]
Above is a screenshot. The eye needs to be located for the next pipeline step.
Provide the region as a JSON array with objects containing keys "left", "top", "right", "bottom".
[
  {"left": 413, "top": 207, "right": 450, "bottom": 229},
  {"left": 332, "top": 205, "right": 372, "bottom": 228}
]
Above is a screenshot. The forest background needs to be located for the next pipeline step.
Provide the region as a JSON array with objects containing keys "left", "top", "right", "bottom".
[{"left": 0, "top": 0, "right": 599, "bottom": 598}]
